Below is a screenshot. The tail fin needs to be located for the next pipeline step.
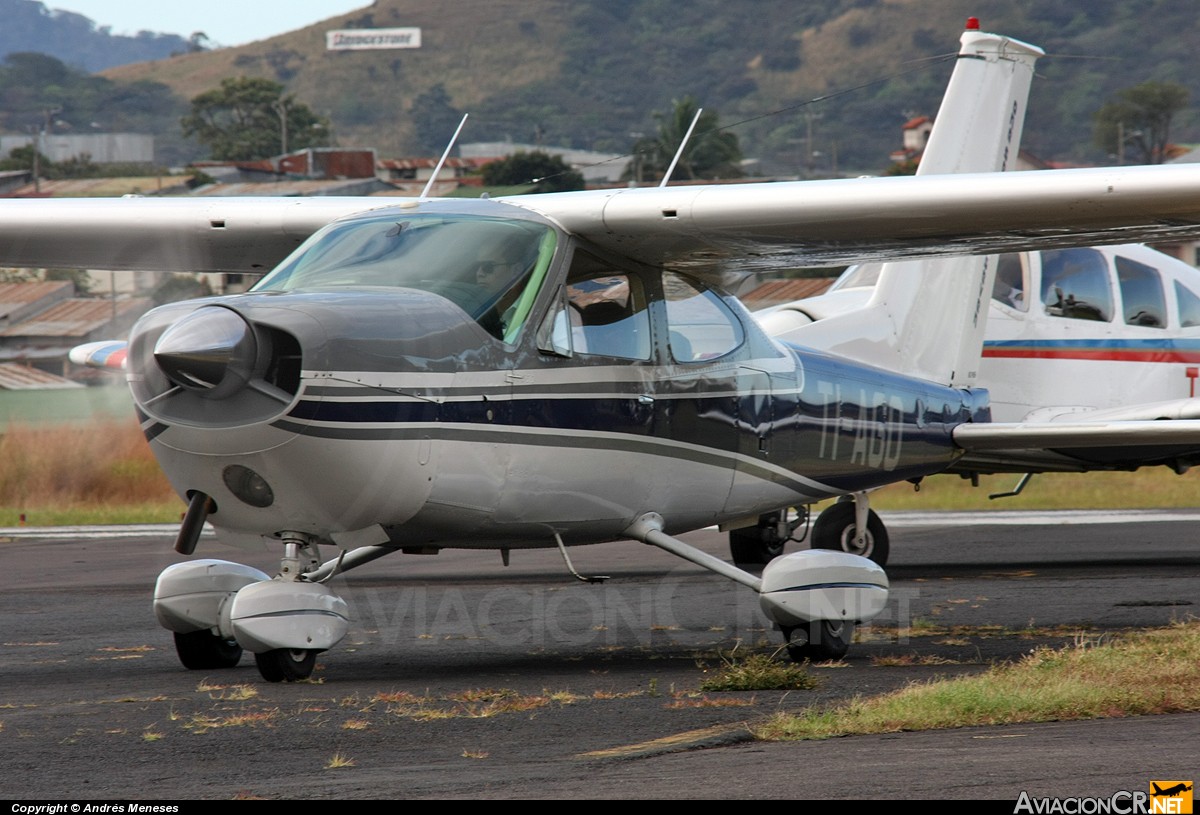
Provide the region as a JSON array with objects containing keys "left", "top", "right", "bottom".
[{"left": 762, "top": 22, "right": 1043, "bottom": 387}]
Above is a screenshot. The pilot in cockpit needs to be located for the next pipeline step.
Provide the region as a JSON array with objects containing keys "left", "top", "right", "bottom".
[{"left": 471, "top": 242, "right": 538, "bottom": 337}]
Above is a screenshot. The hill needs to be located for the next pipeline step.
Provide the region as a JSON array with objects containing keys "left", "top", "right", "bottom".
[
  {"left": 0, "top": 0, "right": 196, "bottom": 72},
  {"left": 101, "top": 0, "right": 1200, "bottom": 173}
]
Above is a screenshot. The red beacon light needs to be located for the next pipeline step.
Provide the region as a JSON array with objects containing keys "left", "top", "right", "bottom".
[{"left": 965, "top": 17, "right": 981, "bottom": 30}]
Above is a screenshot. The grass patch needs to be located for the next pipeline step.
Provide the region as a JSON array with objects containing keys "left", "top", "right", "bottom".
[
  {"left": 698, "top": 649, "right": 820, "bottom": 692},
  {"left": 870, "top": 653, "right": 965, "bottom": 667},
  {"left": 373, "top": 688, "right": 582, "bottom": 721},
  {"left": 665, "top": 694, "right": 757, "bottom": 709},
  {"left": 0, "top": 420, "right": 180, "bottom": 524},
  {"left": 756, "top": 621, "right": 1200, "bottom": 741},
  {"left": 868, "top": 468, "right": 1200, "bottom": 511},
  {"left": 325, "top": 752, "right": 355, "bottom": 769}
]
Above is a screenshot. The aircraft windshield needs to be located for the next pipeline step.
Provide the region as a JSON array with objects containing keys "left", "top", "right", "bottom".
[{"left": 254, "top": 213, "right": 557, "bottom": 342}]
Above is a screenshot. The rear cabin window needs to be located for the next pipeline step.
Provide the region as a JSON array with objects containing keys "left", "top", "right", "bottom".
[
  {"left": 564, "top": 250, "right": 651, "bottom": 360},
  {"left": 1039, "top": 248, "right": 1113, "bottom": 322},
  {"left": 1176, "top": 281, "right": 1200, "bottom": 328},
  {"left": 1115, "top": 255, "right": 1167, "bottom": 328},
  {"left": 991, "top": 253, "right": 1027, "bottom": 311},
  {"left": 663, "top": 272, "right": 744, "bottom": 362}
]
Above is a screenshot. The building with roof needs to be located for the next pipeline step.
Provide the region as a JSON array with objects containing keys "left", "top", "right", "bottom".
[
  {"left": 459, "top": 142, "right": 630, "bottom": 185},
  {"left": 0, "top": 280, "right": 151, "bottom": 380}
]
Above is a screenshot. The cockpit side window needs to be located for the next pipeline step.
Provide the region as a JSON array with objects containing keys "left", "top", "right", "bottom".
[
  {"left": 1176, "top": 281, "right": 1200, "bottom": 328},
  {"left": 1115, "top": 255, "right": 1167, "bottom": 329},
  {"left": 1039, "top": 248, "right": 1113, "bottom": 322},
  {"left": 990, "top": 253, "right": 1027, "bottom": 311},
  {"left": 663, "top": 271, "right": 744, "bottom": 362},
  {"left": 564, "top": 250, "right": 651, "bottom": 360}
]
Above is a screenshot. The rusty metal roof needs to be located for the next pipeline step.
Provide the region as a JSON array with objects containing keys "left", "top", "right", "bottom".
[
  {"left": 0, "top": 281, "right": 72, "bottom": 318},
  {"left": 1, "top": 297, "right": 151, "bottom": 338},
  {"left": 2, "top": 177, "right": 190, "bottom": 198},
  {"left": 189, "top": 178, "right": 393, "bottom": 197},
  {"left": 0, "top": 362, "right": 83, "bottom": 389},
  {"left": 740, "top": 278, "right": 835, "bottom": 310}
]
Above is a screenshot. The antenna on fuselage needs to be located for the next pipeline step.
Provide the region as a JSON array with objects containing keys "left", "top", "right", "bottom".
[
  {"left": 419, "top": 113, "right": 469, "bottom": 200},
  {"left": 659, "top": 107, "right": 703, "bottom": 188}
]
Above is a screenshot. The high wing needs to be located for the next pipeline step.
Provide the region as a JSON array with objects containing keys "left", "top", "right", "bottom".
[
  {"left": 521, "top": 163, "right": 1200, "bottom": 280},
  {"left": 2, "top": 165, "right": 1200, "bottom": 281}
]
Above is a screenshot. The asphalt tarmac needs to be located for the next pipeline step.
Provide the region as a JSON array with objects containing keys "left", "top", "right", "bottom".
[{"left": 2, "top": 510, "right": 1198, "bottom": 800}]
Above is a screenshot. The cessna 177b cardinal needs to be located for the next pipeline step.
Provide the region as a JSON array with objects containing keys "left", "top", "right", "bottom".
[{"left": 10, "top": 20, "right": 1200, "bottom": 681}]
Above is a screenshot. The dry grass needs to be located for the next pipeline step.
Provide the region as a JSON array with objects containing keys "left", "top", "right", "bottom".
[
  {"left": 0, "top": 419, "right": 179, "bottom": 524},
  {"left": 325, "top": 752, "right": 355, "bottom": 769},
  {"left": 369, "top": 687, "right": 584, "bottom": 721},
  {"left": 697, "top": 649, "right": 820, "bottom": 692},
  {"left": 664, "top": 694, "right": 757, "bottom": 709}
]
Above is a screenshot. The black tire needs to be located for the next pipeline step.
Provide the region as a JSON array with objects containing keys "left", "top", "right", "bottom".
[
  {"left": 729, "top": 525, "right": 786, "bottom": 565},
  {"left": 173, "top": 629, "right": 242, "bottom": 670},
  {"left": 784, "top": 620, "right": 852, "bottom": 662},
  {"left": 811, "top": 501, "right": 889, "bottom": 566},
  {"left": 255, "top": 648, "right": 318, "bottom": 682}
]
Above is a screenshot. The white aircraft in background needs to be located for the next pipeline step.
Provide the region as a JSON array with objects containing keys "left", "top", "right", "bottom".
[
  {"left": 6, "top": 20, "right": 1200, "bottom": 682},
  {"left": 758, "top": 237, "right": 1200, "bottom": 565}
]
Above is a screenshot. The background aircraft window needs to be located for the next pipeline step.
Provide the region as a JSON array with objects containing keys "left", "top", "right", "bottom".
[
  {"left": 565, "top": 261, "right": 650, "bottom": 360},
  {"left": 1176, "top": 281, "right": 1200, "bottom": 328},
  {"left": 1115, "top": 255, "right": 1167, "bottom": 328},
  {"left": 663, "top": 271, "right": 744, "bottom": 362},
  {"left": 991, "top": 253, "right": 1027, "bottom": 311},
  {"left": 1039, "top": 247, "right": 1113, "bottom": 322}
]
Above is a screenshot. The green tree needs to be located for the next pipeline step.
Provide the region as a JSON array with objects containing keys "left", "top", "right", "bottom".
[
  {"left": 0, "top": 144, "right": 52, "bottom": 175},
  {"left": 481, "top": 151, "right": 585, "bottom": 193},
  {"left": 181, "top": 77, "right": 329, "bottom": 161},
  {"left": 410, "top": 84, "right": 464, "bottom": 154},
  {"left": 1092, "top": 81, "right": 1190, "bottom": 164},
  {"left": 624, "top": 97, "right": 743, "bottom": 183}
]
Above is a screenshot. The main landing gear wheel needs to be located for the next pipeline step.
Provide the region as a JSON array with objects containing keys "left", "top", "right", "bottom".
[
  {"left": 254, "top": 648, "right": 318, "bottom": 682},
  {"left": 173, "top": 629, "right": 243, "bottom": 670},
  {"left": 784, "top": 620, "right": 852, "bottom": 663},
  {"left": 811, "top": 501, "right": 889, "bottom": 567}
]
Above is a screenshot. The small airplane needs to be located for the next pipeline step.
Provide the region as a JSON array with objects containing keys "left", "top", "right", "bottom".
[
  {"left": 8, "top": 19, "right": 1200, "bottom": 682},
  {"left": 760, "top": 238, "right": 1200, "bottom": 565},
  {"left": 1152, "top": 783, "right": 1193, "bottom": 797}
]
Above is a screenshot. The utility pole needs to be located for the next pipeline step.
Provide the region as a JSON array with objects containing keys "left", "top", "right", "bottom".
[
  {"left": 32, "top": 106, "right": 62, "bottom": 194},
  {"left": 273, "top": 98, "right": 290, "bottom": 155}
]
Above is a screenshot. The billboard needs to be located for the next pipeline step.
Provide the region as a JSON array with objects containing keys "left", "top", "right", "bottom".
[{"left": 326, "top": 28, "right": 422, "bottom": 50}]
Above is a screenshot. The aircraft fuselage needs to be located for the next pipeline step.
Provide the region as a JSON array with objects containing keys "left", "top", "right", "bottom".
[{"left": 127, "top": 200, "right": 987, "bottom": 551}]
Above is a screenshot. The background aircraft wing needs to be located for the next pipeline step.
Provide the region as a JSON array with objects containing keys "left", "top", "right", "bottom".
[{"left": 1, "top": 162, "right": 1200, "bottom": 275}]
